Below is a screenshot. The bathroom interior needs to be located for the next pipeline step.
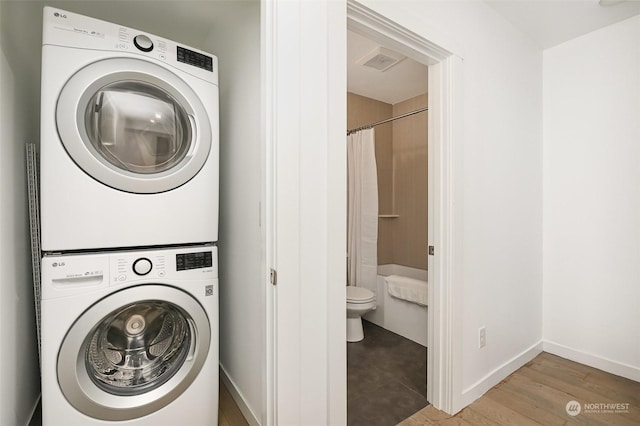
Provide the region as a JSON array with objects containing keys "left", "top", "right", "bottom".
[{"left": 346, "top": 29, "right": 430, "bottom": 426}]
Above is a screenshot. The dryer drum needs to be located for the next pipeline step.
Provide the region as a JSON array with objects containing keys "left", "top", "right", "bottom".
[{"left": 84, "top": 301, "right": 191, "bottom": 396}]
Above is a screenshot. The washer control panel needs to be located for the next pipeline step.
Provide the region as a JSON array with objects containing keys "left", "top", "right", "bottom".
[
  {"left": 41, "top": 246, "right": 217, "bottom": 300},
  {"left": 109, "top": 246, "right": 216, "bottom": 284}
]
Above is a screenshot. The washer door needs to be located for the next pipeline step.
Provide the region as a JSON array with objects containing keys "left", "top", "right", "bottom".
[
  {"left": 58, "top": 285, "right": 210, "bottom": 421},
  {"left": 56, "top": 58, "right": 212, "bottom": 194}
]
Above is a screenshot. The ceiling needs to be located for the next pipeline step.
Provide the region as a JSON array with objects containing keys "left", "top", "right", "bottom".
[
  {"left": 485, "top": 0, "right": 640, "bottom": 49},
  {"left": 347, "top": 0, "right": 640, "bottom": 104},
  {"left": 3, "top": 0, "right": 639, "bottom": 107},
  {"left": 347, "top": 30, "right": 429, "bottom": 105}
]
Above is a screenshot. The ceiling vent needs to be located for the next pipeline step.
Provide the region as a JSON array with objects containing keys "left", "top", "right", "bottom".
[{"left": 357, "top": 47, "right": 406, "bottom": 72}]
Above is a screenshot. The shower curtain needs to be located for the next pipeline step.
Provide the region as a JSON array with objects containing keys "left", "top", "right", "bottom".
[{"left": 347, "top": 128, "right": 378, "bottom": 292}]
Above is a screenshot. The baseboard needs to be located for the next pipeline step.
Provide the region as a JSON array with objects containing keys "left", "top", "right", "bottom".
[
  {"left": 543, "top": 340, "right": 640, "bottom": 382},
  {"left": 219, "top": 364, "right": 261, "bottom": 426},
  {"left": 458, "top": 340, "right": 543, "bottom": 410}
]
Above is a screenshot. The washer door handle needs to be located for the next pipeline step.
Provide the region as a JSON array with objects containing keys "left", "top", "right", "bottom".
[{"left": 186, "top": 317, "right": 198, "bottom": 361}]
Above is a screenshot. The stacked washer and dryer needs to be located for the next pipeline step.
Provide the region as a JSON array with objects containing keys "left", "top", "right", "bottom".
[{"left": 39, "top": 7, "right": 219, "bottom": 425}]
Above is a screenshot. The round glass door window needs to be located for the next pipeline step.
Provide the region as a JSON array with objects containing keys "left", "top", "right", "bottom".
[
  {"left": 56, "top": 58, "right": 214, "bottom": 193},
  {"left": 84, "top": 300, "right": 190, "bottom": 396},
  {"left": 85, "top": 81, "right": 192, "bottom": 175},
  {"left": 57, "top": 285, "right": 211, "bottom": 421}
]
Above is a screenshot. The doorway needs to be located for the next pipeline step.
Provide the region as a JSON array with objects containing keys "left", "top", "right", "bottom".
[
  {"left": 347, "top": 0, "right": 462, "bottom": 416},
  {"left": 346, "top": 27, "right": 430, "bottom": 425},
  {"left": 261, "top": 1, "right": 463, "bottom": 422}
]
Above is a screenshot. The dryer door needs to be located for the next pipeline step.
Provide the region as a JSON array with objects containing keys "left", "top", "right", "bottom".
[
  {"left": 57, "top": 285, "right": 210, "bottom": 421},
  {"left": 56, "top": 58, "right": 213, "bottom": 194}
]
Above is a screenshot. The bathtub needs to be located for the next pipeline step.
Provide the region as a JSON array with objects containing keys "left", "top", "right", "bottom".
[{"left": 364, "top": 264, "right": 428, "bottom": 346}]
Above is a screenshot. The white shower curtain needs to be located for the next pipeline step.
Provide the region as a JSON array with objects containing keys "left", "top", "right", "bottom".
[{"left": 347, "top": 128, "right": 378, "bottom": 292}]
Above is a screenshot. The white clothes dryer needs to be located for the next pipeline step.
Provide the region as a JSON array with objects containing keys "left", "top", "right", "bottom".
[
  {"left": 40, "top": 245, "right": 218, "bottom": 425},
  {"left": 40, "top": 7, "right": 219, "bottom": 251}
]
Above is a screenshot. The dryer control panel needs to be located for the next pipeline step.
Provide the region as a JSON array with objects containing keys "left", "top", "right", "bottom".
[{"left": 42, "top": 6, "right": 218, "bottom": 84}]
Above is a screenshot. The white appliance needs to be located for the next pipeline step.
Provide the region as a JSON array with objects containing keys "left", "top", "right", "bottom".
[
  {"left": 40, "top": 245, "right": 218, "bottom": 425},
  {"left": 40, "top": 7, "right": 219, "bottom": 251}
]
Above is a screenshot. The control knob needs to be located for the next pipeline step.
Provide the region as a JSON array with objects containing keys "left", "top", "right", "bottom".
[
  {"left": 133, "top": 257, "right": 152, "bottom": 276},
  {"left": 133, "top": 34, "right": 154, "bottom": 52}
]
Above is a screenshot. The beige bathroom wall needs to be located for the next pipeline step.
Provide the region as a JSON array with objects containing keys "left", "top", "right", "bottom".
[
  {"left": 346, "top": 92, "right": 428, "bottom": 269},
  {"left": 391, "top": 94, "right": 428, "bottom": 270},
  {"left": 347, "top": 92, "right": 393, "bottom": 264}
]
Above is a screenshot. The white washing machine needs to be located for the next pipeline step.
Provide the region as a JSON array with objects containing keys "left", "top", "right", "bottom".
[
  {"left": 40, "top": 7, "right": 219, "bottom": 252},
  {"left": 40, "top": 245, "right": 218, "bottom": 425}
]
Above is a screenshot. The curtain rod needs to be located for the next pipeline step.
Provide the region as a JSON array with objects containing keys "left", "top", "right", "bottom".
[{"left": 347, "top": 106, "right": 428, "bottom": 136}]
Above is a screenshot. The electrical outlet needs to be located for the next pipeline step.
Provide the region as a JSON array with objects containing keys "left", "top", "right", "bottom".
[{"left": 479, "top": 327, "right": 486, "bottom": 348}]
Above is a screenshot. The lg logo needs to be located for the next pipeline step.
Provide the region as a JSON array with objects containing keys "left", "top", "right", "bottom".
[{"left": 53, "top": 12, "right": 67, "bottom": 18}]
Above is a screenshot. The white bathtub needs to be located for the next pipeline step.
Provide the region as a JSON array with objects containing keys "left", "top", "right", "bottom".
[{"left": 364, "top": 264, "right": 428, "bottom": 346}]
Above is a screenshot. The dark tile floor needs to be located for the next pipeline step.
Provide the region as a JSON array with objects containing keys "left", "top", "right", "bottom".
[{"left": 347, "top": 320, "right": 428, "bottom": 426}]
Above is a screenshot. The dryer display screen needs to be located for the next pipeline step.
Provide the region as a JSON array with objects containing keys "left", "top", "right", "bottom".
[
  {"left": 176, "top": 251, "right": 212, "bottom": 271},
  {"left": 177, "top": 46, "right": 213, "bottom": 72}
]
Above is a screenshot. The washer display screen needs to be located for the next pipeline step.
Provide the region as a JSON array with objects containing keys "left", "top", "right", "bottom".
[{"left": 176, "top": 251, "right": 212, "bottom": 271}]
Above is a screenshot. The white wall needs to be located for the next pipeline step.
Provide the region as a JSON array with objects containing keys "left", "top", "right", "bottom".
[
  {"left": 543, "top": 15, "right": 640, "bottom": 381},
  {"left": 359, "top": 0, "right": 543, "bottom": 409},
  {"left": 203, "top": 1, "right": 265, "bottom": 424},
  {"left": 0, "top": 3, "right": 42, "bottom": 424}
]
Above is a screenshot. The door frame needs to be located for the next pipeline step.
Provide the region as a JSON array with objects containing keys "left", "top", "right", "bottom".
[
  {"left": 263, "top": 0, "right": 464, "bottom": 423},
  {"left": 262, "top": 1, "right": 348, "bottom": 424},
  {"left": 347, "top": 1, "right": 463, "bottom": 413}
]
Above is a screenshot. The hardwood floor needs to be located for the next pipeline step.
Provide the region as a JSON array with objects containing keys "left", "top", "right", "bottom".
[
  {"left": 219, "top": 380, "right": 249, "bottom": 426},
  {"left": 400, "top": 352, "right": 640, "bottom": 425},
  {"left": 30, "top": 352, "right": 638, "bottom": 426},
  {"left": 29, "top": 381, "right": 249, "bottom": 426}
]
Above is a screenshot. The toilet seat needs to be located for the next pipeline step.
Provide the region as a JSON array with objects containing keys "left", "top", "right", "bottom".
[{"left": 347, "top": 286, "right": 375, "bottom": 304}]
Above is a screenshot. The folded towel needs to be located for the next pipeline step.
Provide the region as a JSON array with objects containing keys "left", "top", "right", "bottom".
[{"left": 385, "top": 275, "right": 428, "bottom": 306}]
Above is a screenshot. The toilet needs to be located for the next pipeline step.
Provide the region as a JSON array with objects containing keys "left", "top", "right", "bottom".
[{"left": 346, "top": 286, "right": 377, "bottom": 342}]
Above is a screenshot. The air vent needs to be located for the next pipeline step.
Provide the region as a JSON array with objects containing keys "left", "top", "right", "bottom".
[{"left": 357, "top": 47, "right": 405, "bottom": 72}]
